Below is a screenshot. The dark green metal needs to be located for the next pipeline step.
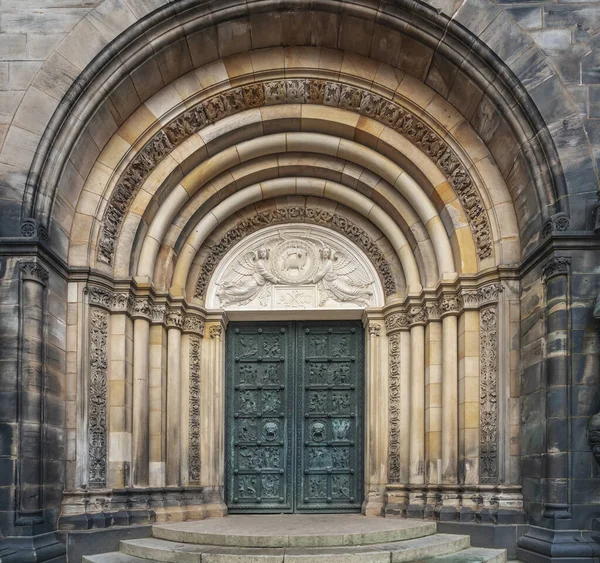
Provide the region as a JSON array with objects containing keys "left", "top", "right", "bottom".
[{"left": 226, "top": 321, "right": 363, "bottom": 513}]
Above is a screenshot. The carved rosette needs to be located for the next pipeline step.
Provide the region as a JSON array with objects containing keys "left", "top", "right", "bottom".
[
  {"left": 542, "top": 212, "right": 570, "bottom": 239},
  {"left": 21, "top": 219, "right": 49, "bottom": 243},
  {"left": 20, "top": 261, "right": 49, "bottom": 286},
  {"left": 479, "top": 306, "right": 499, "bottom": 483},
  {"left": 88, "top": 309, "right": 108, "bottom": 488},
  {"left": 194, "top": 207, "right": 396, "bottom": 299},
  {"left": 388, "top": 332, "right": 401, "bottom": 482},
  {"left": 188, "top": 335, "right": 202, "bottom": 484},
  {"left": 98, "top": 79, "right": 492, "bottom": 266}
]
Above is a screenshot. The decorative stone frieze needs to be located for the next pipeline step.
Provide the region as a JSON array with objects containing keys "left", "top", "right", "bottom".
[
  {"left": 20, "top": 261, "right": 49, "bottom": 285},
  {"left": 195, "top": 207, "right": 396, "bottom": 299},
  {"left": 98, "top": 80, "right": 492, "bottom": 266},
  {"left": 88, "top": 309, "right": 108, "bottom": 488},
  {"left": 188, "top": 335, "right": 202, "bottom": 484},
  {"left": 479, "top": 306, "right": 499, "bottom": 484},
  {"left": 542, "top": 256, "right": 571, "bottom": 281}
]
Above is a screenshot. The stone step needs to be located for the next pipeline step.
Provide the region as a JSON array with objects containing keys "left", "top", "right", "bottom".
[
  {"left": 83, "top": 544, "right": 507, "bottom": 563},
  {"left": 120, "top": 532, "right": 470, "bottom": 562},
  {"left": 151, "top": 515, "right": 437, "bottom": 548}
]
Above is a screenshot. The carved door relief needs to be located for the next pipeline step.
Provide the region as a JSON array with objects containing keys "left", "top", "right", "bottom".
[{"left": 226, "top": 322, "right": 364, "bottom": 513}]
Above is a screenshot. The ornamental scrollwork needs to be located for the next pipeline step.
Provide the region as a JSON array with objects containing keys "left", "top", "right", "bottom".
[
  {"left": 385, "top": 312, "right": 411, "bottom": 333},
  {"left": 98, "top": 79, "right": 492, "bottom": 266},
  {"left": 188, "top": 335, "right": 201, "bottom": 483},
  {"left": 88, "top": 309, "right": 108, "bottom": 488},
  {"left": 479, "top": 306, "right": 499, "bottom": 483},
  {"left": 388, "top": 332, "right": 401, "bottom": 482},
  {"left": 194, "top": 207, "right": 396, "bottom": 299}
]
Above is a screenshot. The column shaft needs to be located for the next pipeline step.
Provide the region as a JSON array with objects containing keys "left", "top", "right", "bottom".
[
  {"left": 409, "top": 324, "right": 425, "bottom": 485},
  {"left": 132, "top": 318, "right": 150, "bottom": 487},
  {"left": 441, "top": 315, "right": 458, "bottom": 484},
  {"left": 166, "top": 327, "right": 182, "bottom": 485}
]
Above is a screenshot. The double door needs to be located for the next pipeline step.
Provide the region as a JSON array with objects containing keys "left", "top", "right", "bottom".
[{"left": 226, "top": 321, "right": 364, "bottom": 512}]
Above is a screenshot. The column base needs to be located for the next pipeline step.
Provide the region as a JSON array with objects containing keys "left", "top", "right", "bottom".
[
  {"left": 1, "top": 532, "right": 66, "bottom": 563},
  {"left": 362, "top": 487, "right": 386, "bottom": 517},
  {"left": 518, "top": 525, "right": 600, "bottom": 563}
]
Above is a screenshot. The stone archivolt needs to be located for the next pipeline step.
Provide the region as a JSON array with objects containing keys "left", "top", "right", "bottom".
[{"left": 98, "top": 79, "right": 493, "bottom": 267}]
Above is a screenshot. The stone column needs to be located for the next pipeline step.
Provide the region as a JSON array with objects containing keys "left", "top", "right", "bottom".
[
  {"left": 362, "top": 312, "right": 388, "bottom": 517},
  {"left": 384, "top": 310, "right": 411, "bottom": 517},
  {"left": 541, "top": 257, "right": 571, "bottom": 521},
  {"left": 132, "top": 318, "right": 150, "bottom": 487},
  {"left": 439, "top": 294, "right": 460, "bottom": 519},
  {"left": 201, "top": 314, "right": 228, "bottom": 517},
  {"left": 166, "top": 310, "right": 184, "bottom": 487},
  {"left": 16, "top": 262, "right": 49, "bottom": 525},
  {"left": 149, "top": 324, "right": 167, "bottom": 487},
  {"left": 408, "top": 306, "right": 427, "bottom": 518}
]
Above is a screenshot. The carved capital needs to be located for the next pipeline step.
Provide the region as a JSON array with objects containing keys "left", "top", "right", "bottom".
[
  {"left": 542, "top": 256, "right": 571, "bottom": 282},
  {"left": 20, "top": 261, "right": 49, "bottom": 286},
  {"left": 209, "top": 325, "right": 223, "bottom": 339},
  {"left": 440, "top": 294, "right": 460, "bottom": 316},
  {"left": 384, "top": 312, "right": 411, "bottom": 333},
  {"left": 133, "top": 298, "right": 153, "bottom": 320},
  {"left": 425, "top": 302, "right": 441, "bottom": 321},
  {"left": 184, "top": 315, "right": 204, "bottom": 335},
  {"left": 368, "top": 323, "right": 381, "bottom": 337},
  {"left": 478, "top": 283, "right": 503, "bottom": 306},
  {"left": 86, "top": 285, "right": 114, "bottom": 309},
  {"left": 409, "top": 306, "right": 428, "bottom": 326},
  {"left": 151, "top": 304, "right": 167, "bottom": 324},
  {"left": 165, "top": 310, "right": 184, "bottom": 328},
  {"left": 459, "top": 289, "right": 479, "bottom": 310}
]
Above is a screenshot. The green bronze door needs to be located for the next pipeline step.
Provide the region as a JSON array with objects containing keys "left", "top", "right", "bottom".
[{"left": 226, "top": 321, "right": 364, "bottom": 513}]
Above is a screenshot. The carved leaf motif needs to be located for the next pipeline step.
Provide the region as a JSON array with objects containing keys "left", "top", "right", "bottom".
[
  {"left": 88, "top": 309, "right": 108, "bottom": 487},
  {"left": 480, "top": 306, "right": 498, "bottom": 483},
  {"left": 189, "top": 336, "right": 201, "bottom": 483}
]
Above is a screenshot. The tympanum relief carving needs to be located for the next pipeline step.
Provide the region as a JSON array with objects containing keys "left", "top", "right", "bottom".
[{"left": 206, "top": 225, "right": 384, "bottom": 310}]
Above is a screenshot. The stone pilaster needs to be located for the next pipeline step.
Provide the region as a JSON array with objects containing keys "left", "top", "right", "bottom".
[{"left": 362, "top": 311, "right": 388, "bottom": 517}]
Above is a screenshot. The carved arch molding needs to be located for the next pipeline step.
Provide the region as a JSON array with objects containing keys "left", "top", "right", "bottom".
[{"left": 99, "top": 79, "right": 493, "bottom": 269}]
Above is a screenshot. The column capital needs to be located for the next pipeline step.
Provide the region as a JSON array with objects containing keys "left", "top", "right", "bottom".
[
  {"left": 542, "top": 256, "right": 571, "bottom": 282},
  {"left": 384, "top": 311, "right": 410, "bottom": 334},
  {"left": 439, "top": 293, "right": 461, "bottom": 317},
  {"left": 409, "top": 305, "right": 427, "bottom": 327},
  {"left": 20, "top": 261, "right": 49, "bottom": 286}
]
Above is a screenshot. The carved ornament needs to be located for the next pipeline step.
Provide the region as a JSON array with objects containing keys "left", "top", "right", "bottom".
[
  {"left": 98, "top": 80, "right": 492, "bottom": 266},
  {"left": 196, "top": 207, "right": 395, "bottom": 299},
  {"left": 542, "top": 256, "right": 571, "bottom": 281},
  {"left": 205, "top": 224, "right": 383, "bottom": 310},
  {"left": 20, "top": 261, "right": 49, "bottom": 285}
]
